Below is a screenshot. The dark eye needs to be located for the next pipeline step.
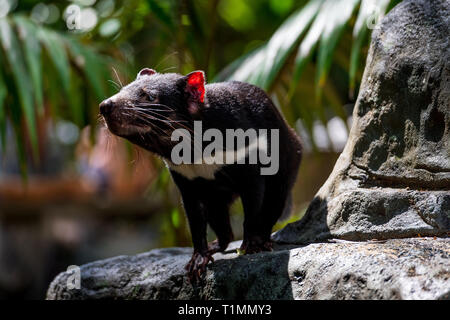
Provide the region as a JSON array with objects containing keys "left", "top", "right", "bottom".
[
  {"left": 147, "top": 93, "right": 156, "bottom": 101},
  {"left": 140, "top": 90, "right": 156, "bottom": 102}
]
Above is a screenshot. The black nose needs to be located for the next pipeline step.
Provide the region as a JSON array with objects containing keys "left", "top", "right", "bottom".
[{"left": 99, "top": 99, "right": 113, "bottom": 115}]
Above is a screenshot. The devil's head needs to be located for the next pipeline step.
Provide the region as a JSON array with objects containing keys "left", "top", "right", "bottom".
[{"left": 99, "top": 68, "right": 206, "bottom": 156}]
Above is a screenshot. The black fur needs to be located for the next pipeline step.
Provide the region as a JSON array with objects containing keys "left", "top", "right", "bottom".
[{"left": 100, "top": 71, "right": 302, "bottom": 281}]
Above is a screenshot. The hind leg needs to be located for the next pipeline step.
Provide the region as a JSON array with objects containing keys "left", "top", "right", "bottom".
[
  {"left": 260, "top": 182, "right": 290, "bottom": 245},
  {"left": 240, "top": 175, "right": 291, "bottom": 254},
  {"left": 204, "top": 195, "right": 235, "bottom": 255},
  {"left": 260, "top": 155, "right": 300, "bottom": 239},
  {"left": 239, "top": 178, "right": 272, "bottom": 253}
]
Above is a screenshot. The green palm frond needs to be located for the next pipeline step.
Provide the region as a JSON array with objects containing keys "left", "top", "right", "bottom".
[
  {"left": 0, "top": 18, "right": 39, "bottom": 158},
  {"left": 349, "top": 0, "right": 391, "bottom": 95},
  {"left": 0, "top": 15, "right": 114, "bottom": 175},
  {"left": 217, "top": 0, "right": 397, "bottom": 118}
]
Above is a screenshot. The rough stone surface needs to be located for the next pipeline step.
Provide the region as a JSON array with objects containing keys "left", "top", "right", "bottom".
[
  {"left": 46, "top": 238, "right": 449, "bottom": 300},
  {"left": 274, "top": 0, "right": 450, "bottom": 244}
]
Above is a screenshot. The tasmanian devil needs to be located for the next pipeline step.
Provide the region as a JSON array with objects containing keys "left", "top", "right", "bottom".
[{"left": 100, "top": 68, "right": 302, "bottom": 281}]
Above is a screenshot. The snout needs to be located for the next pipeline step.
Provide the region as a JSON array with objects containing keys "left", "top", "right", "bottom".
[{"left": 99, "top": 99, "right": 114, "bottom": 116}]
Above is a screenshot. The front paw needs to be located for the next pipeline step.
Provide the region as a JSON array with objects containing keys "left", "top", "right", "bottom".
[{"left": 185, "top": 251, "right": 215, "bottom": 282}]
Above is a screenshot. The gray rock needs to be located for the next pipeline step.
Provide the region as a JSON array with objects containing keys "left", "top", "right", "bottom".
[
  {"left": 46, "top": 238, "right": 449, "bottom": 300},
  {"left": 273, "top": 0, "right": 450, "bottom": 244}
]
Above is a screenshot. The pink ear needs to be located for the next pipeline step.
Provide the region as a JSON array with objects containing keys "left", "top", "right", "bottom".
[
  {"left": 185, "top": 71, "right": 205, "bottom": 103},
  {"left": 137, "top": 68, "right": 156, "bottom": 78}
]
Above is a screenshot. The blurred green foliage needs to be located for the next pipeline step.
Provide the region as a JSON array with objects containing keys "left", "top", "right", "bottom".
[{"left": 0, "top": 0, "right": 400, "bottom": 165}]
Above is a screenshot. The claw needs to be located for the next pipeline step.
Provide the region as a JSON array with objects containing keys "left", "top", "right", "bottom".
[{"left": 185, "top": 251, "right": 215, "bottom": 283}]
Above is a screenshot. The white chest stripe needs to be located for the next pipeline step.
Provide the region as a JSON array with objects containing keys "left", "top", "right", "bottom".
[
  {"left": 165, "top": 134, "right": 267, "bottom": 180},
  {"left": 165, "top": 161, "right": 223, "bottom": 180}
]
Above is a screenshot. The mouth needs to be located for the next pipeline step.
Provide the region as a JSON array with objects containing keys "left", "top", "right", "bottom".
[{"left": 102, "top": 110, "right": 151, "bottom": 137}]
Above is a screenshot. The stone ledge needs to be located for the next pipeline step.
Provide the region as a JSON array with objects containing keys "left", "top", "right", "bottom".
[{"left": 47, "top": 237, "right": 449, "bottom": 300}]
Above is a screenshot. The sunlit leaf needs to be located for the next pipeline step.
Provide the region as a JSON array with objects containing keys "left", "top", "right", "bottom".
[
  {"left": 216, "top": 44, "right": 267, "bottom": 84},
  {"left": 0, "top": 18, "right": 38, "bottom": 158},
  {"left": 290, "top": 0, "right": 332, "bottom": 92},
  {"left": 215, "top": 0, "right": 393, "bottom": 149},
  {"left": 316, "top": 0, "right": 359, "bottom": 97},
  {"left": 350, "top": 0, "right": 390, "bottom": 95},
  {"left": 258, "top": 0, "right": 323, "bottom": 90},
  {"left": 218, "top": 0, "right": 323, "bottom": 90}
]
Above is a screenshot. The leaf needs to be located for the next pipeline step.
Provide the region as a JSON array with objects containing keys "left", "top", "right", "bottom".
[
  {"left": 215, "top": 44, "right": 267, "bottom": 85},
  {"left": 290, "top": 0, "right": 332, "bottom": 92},
  {"left": 217, "top": 0, "right": 323, "bottom": 90},
  {"left": 349, "top": 0, "right": 391, "bottom": 95},
  {"left": 315, "top": 0, "right": 359, "bottom": 98},
  {"left": 258, "top": 0, "right": 323, "bottom": 90},
  {"left": 67, "top": 38, "right": 112, "bottom": 129},
  {"left": 0, "top": 18, "right": 39, "bottom": 158},
  {"left": 14, "top": 16, "right": 44, "bottom": 115},
  {"left": 38, "top": 28, "right": 71, "bottom": 94},
  {"left": 39, "top": 29, "right": 87, "bottom": 126},
  {"left": 66, "top": 38, "right": 108, "bottom": 103}
]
